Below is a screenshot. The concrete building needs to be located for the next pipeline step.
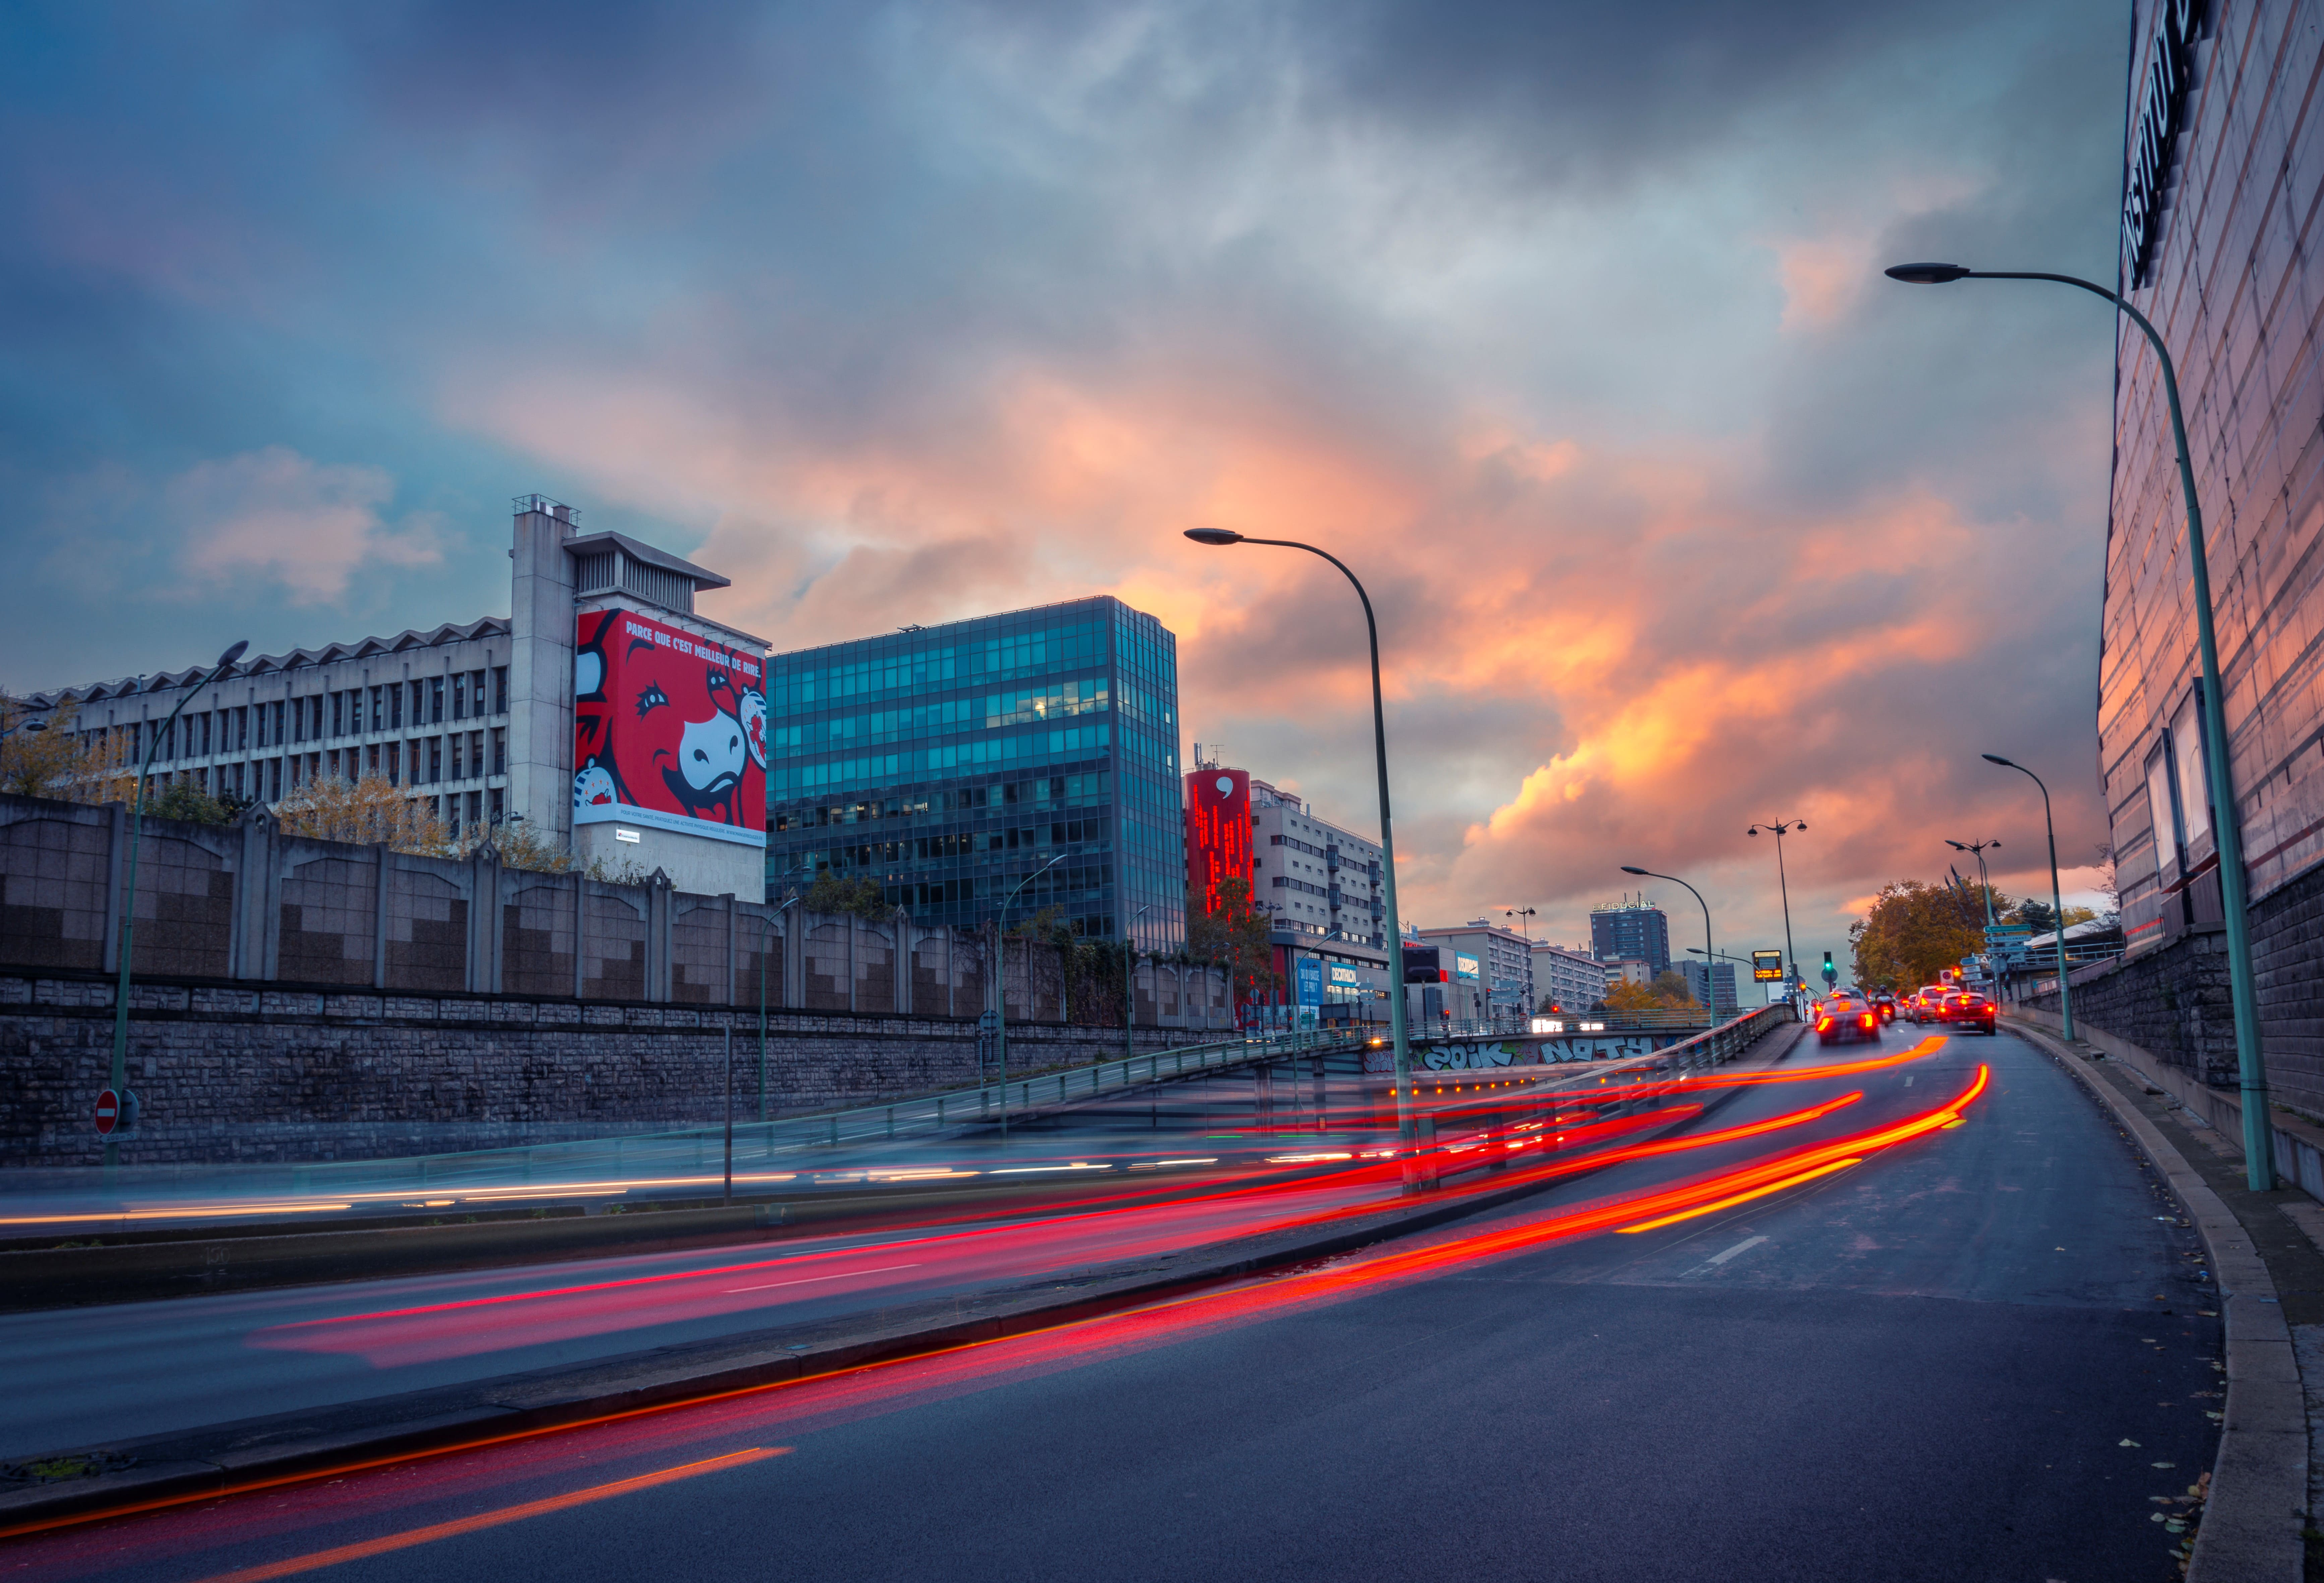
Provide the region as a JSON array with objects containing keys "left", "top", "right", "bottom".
[
  {"left": 764, "top": 597, "right": 1183, "bottom": 947},
  {"left": 1411, "top": 918, "right": 1535, "bottom": 1013},
  {"left": 2023, "top": 0, "right": 2324, "bottom": 1113},
  {"left": 1590, "top": 897, "right": 1671, "bottom": 976},
  {"left": 30, "top": 494, "right": 770, "bottom": 900},
  {"left": 1246, "top": 775, "right": 1389, "bottom": 1027},
  {"left": 1531, "top": 941, "right": 1609, "bottom": 1011},
  {"left": 1676, "top": 958, "right": 1739, "bottom": 1016},
  {"left": 1248, "top": 776, "right": 1385, "bottom": 949}
]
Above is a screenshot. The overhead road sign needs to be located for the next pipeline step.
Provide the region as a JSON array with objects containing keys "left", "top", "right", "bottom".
[{"left": 1751, "top": 950, "right": 1783, "bottom": 982}]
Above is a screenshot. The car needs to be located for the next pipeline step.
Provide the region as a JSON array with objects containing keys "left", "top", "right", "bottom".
[
  {"left": 1938, "top": 992, "right": 1997, "bottom": 1036},
  {"left": 1813, "top": 992, "right": 1884, "bottom": 1046},
  {"left": 1907, "top": 986, "right": 1948, "bottom": 1024}
]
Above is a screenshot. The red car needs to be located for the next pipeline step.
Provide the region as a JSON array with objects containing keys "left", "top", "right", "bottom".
[{"left": 1936, "top": 992, "right": 1996, "bottom": 1036}]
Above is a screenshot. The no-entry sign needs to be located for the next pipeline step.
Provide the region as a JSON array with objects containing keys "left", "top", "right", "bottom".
[{"left": 94, "top": 1088, "right": 119, "bottom": 1136}]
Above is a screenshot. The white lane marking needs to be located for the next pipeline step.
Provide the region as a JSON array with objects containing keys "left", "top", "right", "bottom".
[
  {"left": 726, "top": 1262, "right": 922, "bottom": 1293},
  {"left": 1703, "top": 1235, "right": 1768, "bottom": 1268},
  {"left": 1905, "top": 1075, "right": 1914, "bottom": 1088}
]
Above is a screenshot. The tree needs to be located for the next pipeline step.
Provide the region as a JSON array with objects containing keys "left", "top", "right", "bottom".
[
  {"left": 802, "top": 871, "right": 891, "bottom": 920},
  {"left": 1649, "top": 970, "right": 1701, "bottom": 1008},
  {"left": 1187, "top": 875, "right": 1278, "bottom": 1007},
  {"left": 0, "top": 694, "right": 133, "bottom": 805},
  {"left": 145, "top": 779, "right": 237, "bottom": 824},
  {"left": 2013, "top": 898, "right": 2056, "bottom": 935},
  {"left": 277, "top": 775, "right": 454, "bottom": 854},
  {"left": 1850, "top": 879, "right": 2012, "bottom": 991}
]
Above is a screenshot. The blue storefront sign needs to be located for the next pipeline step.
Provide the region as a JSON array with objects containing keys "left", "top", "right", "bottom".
[{"left": 1295, "top": 957, "right": 1325, "bottom": 1006}]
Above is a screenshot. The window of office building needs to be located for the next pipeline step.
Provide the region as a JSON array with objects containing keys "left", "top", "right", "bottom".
[{"left": 764, "top": 596, "right": 1183, "bottom": 949}]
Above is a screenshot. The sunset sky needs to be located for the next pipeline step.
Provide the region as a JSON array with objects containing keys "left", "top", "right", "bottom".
[{"left": 0, "top": 0, "right": 2126, "bottom": 968}]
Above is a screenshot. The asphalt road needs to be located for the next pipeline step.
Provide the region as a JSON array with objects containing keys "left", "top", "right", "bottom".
[{"left": 10, "top": 1024, "right": 2222, "bottom": 1582}]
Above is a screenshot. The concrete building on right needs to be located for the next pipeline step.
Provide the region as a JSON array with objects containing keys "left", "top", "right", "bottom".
[
  {"left": 1531, "top": 941, "right": 1608, "bottom": 1011},
  {"left": 2049, "top": 0, "right": 2324, "bottom": 1108}
]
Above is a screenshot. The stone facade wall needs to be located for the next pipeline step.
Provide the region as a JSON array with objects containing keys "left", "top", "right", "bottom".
[
  {"left": 0, "top": 790, "right": 1235, "bottom": 1166},
  {"left": 0, "top": 970, "right": 1209, "bottom": 1167},
  {"left": 2027, "top": 856, "right": 2324, "bottom": 1114}
]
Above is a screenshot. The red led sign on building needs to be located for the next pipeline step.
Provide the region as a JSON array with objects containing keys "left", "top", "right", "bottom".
[{"left": 1185, "top": 767, "right": 1252, "bottom": 914}]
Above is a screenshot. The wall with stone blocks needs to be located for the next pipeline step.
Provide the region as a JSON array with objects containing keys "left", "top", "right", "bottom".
[
  {"left": 2027, "top": 856, "right": 2324, "bottom": 1118},
  {"left": 0, "top": 792, "right": 1233, "bottom": 1166},
  {"left": 0, "top": 971, "right": 1212, "bottom": 1167}
]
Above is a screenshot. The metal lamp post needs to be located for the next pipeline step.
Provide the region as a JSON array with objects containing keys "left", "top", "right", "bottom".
[
  {"left": 1183, "top": 527, "right": 1421, "bottom": 1188},
  {"left": 1985, "top": 754, "right": 2075, "bottom": 1042},
  {"left": 1124, "top": 899, "right": 1155, "bottom": 1061},
  {"left": 1624, "top": 866, "right": 1715, "bottom": 1020},
  {"left": 1888, "top": 259, "right": 2273, "bottom": 1190},
  {"left": 1745, "top": 818, "right": 1805, "bottom": 1002},
  {"left": 994, "top": 851, "right": 1066, "bottom": 1140},
  {"left": 1943, "top": 838, "right": 2000, "bottom": 927},
  {"left": 759, "top": 889, "right": 799, "bottom": 1123},
  {"left": 107, "top": 640, "right": 248, "bottom": 1175}
]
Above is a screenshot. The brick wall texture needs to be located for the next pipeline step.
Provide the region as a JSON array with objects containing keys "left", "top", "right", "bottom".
[{"left": 2028, "top": 856, "right": 2324, "bottom": 1114}]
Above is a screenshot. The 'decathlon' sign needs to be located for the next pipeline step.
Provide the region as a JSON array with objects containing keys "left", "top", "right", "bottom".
[
  {"left": 573, "top": 607, "right": 768, "bottom": 847},
  {"left": 2123, "top": 0, "right": 2209, "bottom": 288}
]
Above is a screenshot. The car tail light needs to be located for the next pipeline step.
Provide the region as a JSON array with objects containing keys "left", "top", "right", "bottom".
[
  {"left": 1816, "top": 1016, "right": 1832, "bottom": 1032},
  {"left": 1860, "top": 1013, "right": 1875, "bottom": 1029}
]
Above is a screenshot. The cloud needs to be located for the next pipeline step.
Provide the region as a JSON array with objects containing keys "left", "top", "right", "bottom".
[{"left": 172, "top": 447, "right": 442, "bottom": 605}]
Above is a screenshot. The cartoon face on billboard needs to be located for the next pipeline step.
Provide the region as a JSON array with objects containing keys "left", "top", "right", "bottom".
[{"left": 574, "top": 608, "right": 767, "bottom": 846}]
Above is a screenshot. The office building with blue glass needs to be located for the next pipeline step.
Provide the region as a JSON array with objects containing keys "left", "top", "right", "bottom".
[{"left": 765, "top": 597, "right": 1185, "bottom": 950}]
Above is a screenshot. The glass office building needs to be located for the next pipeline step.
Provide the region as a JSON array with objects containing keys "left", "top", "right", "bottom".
[{"left": 765, "top": 597, "right": 1185, "bottom": 950}]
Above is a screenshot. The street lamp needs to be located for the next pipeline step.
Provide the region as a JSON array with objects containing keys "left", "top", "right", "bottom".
[
  {"left": 1623, "top": 866, "right": 1715, "bottom": 1020},
  {"left": 1745, "top": 818, "right": 1805, "bottom": 999},
  {"left": 1184, "top": 526, "right": 1421, "bottom": 1187},
  {"left": 107, "top": 639, "right": 248, "bottom": 1175},
  {"left": 759, "top": 889, "right": 800, "bottom": 1123},
  {"left": 1985, "top": 754, "right": 2074, "bottom": 1042},
  {"left": 994, "top": 851, "right": 1067, "bottom": 1140},
  {"left": 1124, "top": 900, "right": 1155, "bottom": 1061},
  {"left": 1943, "top": 839, "right": 2000, "bottom": 926},
  {"left": 1888, "top": 259, "right": 2273, "bottom": 1189}
]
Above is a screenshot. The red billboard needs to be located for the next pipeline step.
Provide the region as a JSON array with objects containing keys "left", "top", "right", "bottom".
[
  {"left": 1185, "top": 767, "right": 1252, "bottom": 914},
  {"left": 573, "top": 608, "right": 767, "bottom": 847}
]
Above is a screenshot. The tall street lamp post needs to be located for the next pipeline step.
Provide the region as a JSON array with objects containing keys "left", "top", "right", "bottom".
[
  {"left": 1745, "top": 818, "right": 1805, "bottom": 1001},
  {"left": 1985, "top": 754, "right": 2075, "bottom": 1042},
  {"left": 1124, "top": 900, "right": 1155, "bottom": 1061},
  {"left": 107, "top": 640, "right": 248, "bottom": 1176},
  {"left": 759, "top": 889, "right": 799, "bottom": 1123},
  {"left": 1184, "top": 527, "right": 1421, "bottom": 1188},
  {"left": 1887, "top": 260, "right": 2274, "bottom": 1190},
  {"left": 1624, "top": 867, "right": 1714, "bottom": 1019},
  {"left": 994, "top": 852, "right": 1066, "bottom": 1141},
  {"left": 1943, "top": 838, "right": 2000, "bottom": 926}
]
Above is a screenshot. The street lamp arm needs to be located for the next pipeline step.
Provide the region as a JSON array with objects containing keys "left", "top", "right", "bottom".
[
  {"left": 1619, "top": 865, "right": 1714, "bottom": 1018},
  {"left": 1984, "top": 755, "right": 2075, "bottom": 1043}
]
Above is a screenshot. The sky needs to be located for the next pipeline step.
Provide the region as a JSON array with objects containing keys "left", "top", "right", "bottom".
[{"left": 0, "top": 0, "right": 2129, "bottom": 972}]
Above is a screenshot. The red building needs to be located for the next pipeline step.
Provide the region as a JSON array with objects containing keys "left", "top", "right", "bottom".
[{"left": 1185, "top": 765, "right": 1252, "bottom": 915}]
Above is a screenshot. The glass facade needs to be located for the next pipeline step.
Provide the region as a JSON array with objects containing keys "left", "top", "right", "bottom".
[
  {"left": 2103, "top": 0, "right": 2324, "bottom": 952},
  {"left": 765, "top": 596, "right": 1185, "bottom": 949}
]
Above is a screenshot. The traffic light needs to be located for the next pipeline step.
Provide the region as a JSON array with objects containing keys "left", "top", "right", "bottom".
[{"left": 1821, "top": 950, "right": 1837, "bottom": 986}]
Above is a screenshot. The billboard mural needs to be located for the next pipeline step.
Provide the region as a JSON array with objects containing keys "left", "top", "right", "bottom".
[
  {"left": 573, "top": 608, "right": 767, "bottom": 847},
  {"left": 1184, "top": 766, "right": 1253, "bottom": 915}
]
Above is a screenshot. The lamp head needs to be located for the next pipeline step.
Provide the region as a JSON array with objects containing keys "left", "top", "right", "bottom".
[
  {"left": 1945, "top": 839, "right": 1967, "bottom": 851},
  {"left": 1745, "top": 827, "right": 1757, "bottom": 837},
  {"left": 1183, "top": 528, "right": 1243, "bottom": 547},
  {"left": 1982, "top": 753, "right": 2014, "bottom": 767},
  {"left": 1620, "top": 866, "right": 1649, "bottom": 876},
  {"left": 1885, "top": 262, "right": 1973, "bottom": 284},
  {"left": 216, "top": 640, "right": 250, "bottom": 668}
]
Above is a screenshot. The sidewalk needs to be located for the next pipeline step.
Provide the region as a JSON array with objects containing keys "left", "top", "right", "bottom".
[
  {"left": 0, "top": 1018, "right": 1805, "bottom": 1534},
  {"left": 2006, "top": 1012, "right": 2316, "bottom": 1582}
]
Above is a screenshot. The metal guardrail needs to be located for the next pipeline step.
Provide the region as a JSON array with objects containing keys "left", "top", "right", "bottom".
[{"left": 279, "top": 1025, "right": 1371, "bottom": 1197}]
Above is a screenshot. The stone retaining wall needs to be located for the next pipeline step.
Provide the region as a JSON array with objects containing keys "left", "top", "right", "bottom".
[{"left": 0, "top": 969, "right": 1202, "bottom": 1167}]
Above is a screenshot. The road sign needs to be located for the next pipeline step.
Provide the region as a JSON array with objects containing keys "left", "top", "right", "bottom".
[
  {"left": 976, "top": 1008, "right": 1001, "bottom": 1072},
  {"left": 95, "top": 1088, "right": 119, "bottom": 1136},
  {"left": 1751, "top": 950, "right": 1783, "bottom": 982}
]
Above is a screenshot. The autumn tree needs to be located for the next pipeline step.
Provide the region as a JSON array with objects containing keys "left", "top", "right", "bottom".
[
  {"left": 1850, "top": 879, "right": 2013, "bottom": 991},
  {"left": 0, "top": 694, "right": 134, "bottom": 806},
  {"left": 1187, "top": 875, "right": 1279, "bottom": 1007},
  {"left": 802, "top": 871, "right": 891, "bottom": 920}
]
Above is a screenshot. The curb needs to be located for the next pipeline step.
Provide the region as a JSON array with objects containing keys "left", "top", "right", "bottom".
[
  {"left": 0, "top": 1021, "right": 1804, "bottom": 1535},
  {"left": 2007, "top": 1015, "right": 2305, "bottom": 1583}
]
